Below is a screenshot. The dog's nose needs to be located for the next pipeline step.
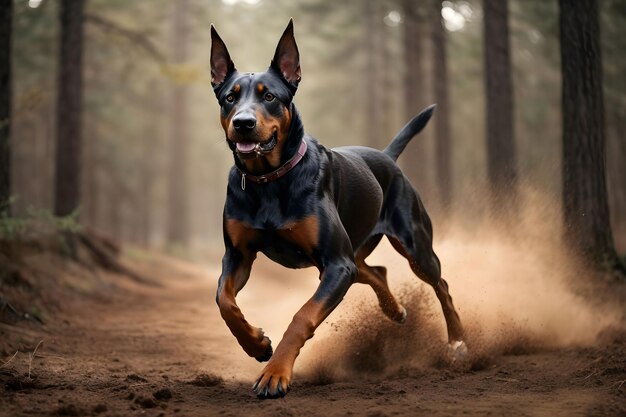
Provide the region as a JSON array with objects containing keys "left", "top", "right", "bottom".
[{"left": 233, "top": 114, "right": 256, "bottom": 133}]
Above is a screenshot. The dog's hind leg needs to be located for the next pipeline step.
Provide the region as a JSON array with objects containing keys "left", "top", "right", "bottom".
[
  {"left": 354, "top": 235, "right": 407, "bottom": 323},
  {"left": 356, "top": 262, "right": 407, "bottom": 323},
  {"left": 387, "top": 233, "right": 464, "bottom": 343},
  {"left": 385, "top": 201, "right": 464, "bottom": 345}
]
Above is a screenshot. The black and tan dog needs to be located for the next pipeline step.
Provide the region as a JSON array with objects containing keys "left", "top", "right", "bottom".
[{"left": 211, "top": 20, "right": 466, "bottom": 399}]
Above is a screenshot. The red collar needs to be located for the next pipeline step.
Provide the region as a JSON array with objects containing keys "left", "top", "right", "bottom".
[{"left": 238, "top": 139, "right": 308, "bottom": 190}]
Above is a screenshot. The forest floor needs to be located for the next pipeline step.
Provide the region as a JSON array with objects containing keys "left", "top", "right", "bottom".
[{"left": 1, "top": 235, "right": 625, "bottom": 417}]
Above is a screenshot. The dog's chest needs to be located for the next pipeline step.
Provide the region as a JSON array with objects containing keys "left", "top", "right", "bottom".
[{"left": 258, "top": 216, "right": 320, "bottom": 269}]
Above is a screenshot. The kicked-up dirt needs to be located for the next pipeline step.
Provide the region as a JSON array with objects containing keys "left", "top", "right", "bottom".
[{"left": 1, "top": 226, "right": 625, "bottom": 417}]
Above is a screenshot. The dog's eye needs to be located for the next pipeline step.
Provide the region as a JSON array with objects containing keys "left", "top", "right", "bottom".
[
  {"left": 264, "top": 93, "right": 275, "bottom": 102},
  {"left": 225, "top": 94, "right": 235, "bottom": 103}
]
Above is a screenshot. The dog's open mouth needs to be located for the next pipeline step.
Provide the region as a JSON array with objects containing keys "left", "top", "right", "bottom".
[{"left": 234, "top": 132, "right": 277, "bottom": 158}]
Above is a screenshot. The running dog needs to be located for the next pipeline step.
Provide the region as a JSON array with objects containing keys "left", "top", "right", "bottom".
[{"left": 211, "top": 19, "right": 466, "bottom": 399}]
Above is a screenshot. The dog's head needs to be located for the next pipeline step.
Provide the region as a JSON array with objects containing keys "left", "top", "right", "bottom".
[{"left": 210, "top": 19, "right": 301, "bottom": 169}]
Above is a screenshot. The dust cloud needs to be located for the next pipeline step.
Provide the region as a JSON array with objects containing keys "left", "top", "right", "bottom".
[
  {"left": 295, "top": 187, "right": 623, "bottom": 381},
  {"left": 215, "top": 188, "right": 622, "bottom": 382}
]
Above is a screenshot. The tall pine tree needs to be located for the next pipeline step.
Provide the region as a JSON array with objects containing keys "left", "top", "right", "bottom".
[
  {"left": 483, "top": 0, "right": 517, "bottom": 216},
  {"left": 0, "top": 0, "right": 12, "bottom": 214},
  {"left": 559, "top": 0, "right": 623, "bottom": 274},
  {"left": 54, "top": 0, "right": 85, "bottom": 217}
]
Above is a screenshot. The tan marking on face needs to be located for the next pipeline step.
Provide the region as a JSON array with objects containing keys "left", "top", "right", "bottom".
[
  {"left": 256, "top": 83, "right": 265, "bottom": 94},
  {"left": 220, "top": 111, "right": 233, "bottom": 132},
  {"left": 254, "top": 108, "right": 280, "bottom": 141},
  {"left": 221, "top": 86, "right": 240, "bottom": 134},
  {"left": 239, "top": 107, "right": 282, "bottom": 172},
  {"left": 227, "top": 96, "right": 292, "bottom": 174},
  {"left": 279, "top": 105, "right": 292, "bottom": 142},
  {"left": 220, "top": 101, "right": 236, "bottom": 134}
]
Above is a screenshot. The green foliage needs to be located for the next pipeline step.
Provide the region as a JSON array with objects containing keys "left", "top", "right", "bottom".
[
  {"left": 0, "top": 200, "right": 82, "bottom": 240},
  {"left": 0, "top": 214, "right": 28, "bottom": 239}
]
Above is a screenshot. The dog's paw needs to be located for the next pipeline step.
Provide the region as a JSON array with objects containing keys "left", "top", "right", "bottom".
[
  {"left": 243, "top": 333, "right": 272, "bottom": 361},
  {"left": 447, "top": 340, "right": 468, "bottom": 362},
  {"left": 396, "top": 305, "right": 407, "bottom": 324},
  {"left": 255, "top": 337, "right": 273, "bottom": 362},
  {"left": 252, "top": 363, "right": 291, "bottom": 399},
  {"left": 380, "top": 303, "right": 407, "bottom": 324}
]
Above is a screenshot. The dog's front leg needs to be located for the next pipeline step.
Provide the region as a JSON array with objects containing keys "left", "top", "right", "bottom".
[
  {"left": 253, "top": 261, "right": 357, "bottom": 399},
  {"left": 217, "top": 248, "right": 273, "bottom": 362}
]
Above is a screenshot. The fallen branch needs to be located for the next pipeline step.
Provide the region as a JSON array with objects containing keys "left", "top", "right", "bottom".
[
  {"left": 0, "top": 351, "right": 18, "bottom": 369},
  {"left": 28, "top": 339, "right": 44, "bottom": 379},
  {"left": 34, "top": 352, "right": 66, "bottom": 361},
  {"left": 583, "top": 370, "right": 600, "bottom": 380},
  {"left": 495, "top": 377, "right": 519, "bottom": 383},
  {"left": 612, "top": 380, "right": 626, "bottom": 390},
  {"left": 0, "top": 296, "right": 22, "bottom": 317},
  {"left": 0, "top": 295, "right": 45, "bottom": 324}
]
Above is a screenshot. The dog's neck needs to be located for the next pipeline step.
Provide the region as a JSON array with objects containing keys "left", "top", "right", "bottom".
[{"left": 234, "top": 104, "right": 305, "bottom": 176}]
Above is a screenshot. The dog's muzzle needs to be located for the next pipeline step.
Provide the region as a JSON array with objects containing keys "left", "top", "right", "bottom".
[{"left": 235, "top": 133, "right": 278, "bottom": 160}]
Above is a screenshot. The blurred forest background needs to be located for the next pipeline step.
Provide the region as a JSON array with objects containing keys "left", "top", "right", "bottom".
[{"left": 1, "top": 0, "right": 625, "bottom": 263}]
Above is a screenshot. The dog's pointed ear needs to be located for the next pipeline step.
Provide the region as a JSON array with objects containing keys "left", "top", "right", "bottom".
[
  {"left": 210, "top": 25, "right": 235, "bottom": 87},
  {"left": 271, "top": 18, "right": 301, "bottom": 86}
]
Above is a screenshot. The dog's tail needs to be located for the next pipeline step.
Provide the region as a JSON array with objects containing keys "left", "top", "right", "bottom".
[{"left": 383, "top": 104, "right": 436, "bottom": 162}]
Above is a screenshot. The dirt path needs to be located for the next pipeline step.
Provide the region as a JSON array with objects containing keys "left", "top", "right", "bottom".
[{"left": 1, "top": 246, "right": 625, "bottom": 417}]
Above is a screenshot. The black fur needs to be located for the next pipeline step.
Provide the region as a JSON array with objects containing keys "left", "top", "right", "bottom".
[{"left": 211, "top": 20, "right": 464, "bottom": 400}]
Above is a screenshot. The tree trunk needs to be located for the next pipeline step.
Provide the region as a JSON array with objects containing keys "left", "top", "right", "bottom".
[
  {"left": 431, "top": 0, "right": 452, "bottom": 212},
  {"left": 0, "top": 0, "right": 12, "bottom": 214},
  {"left": 606, "top": 107, "right": 626, "bottom": 253},
  {"left": 401, "top": 0, "right": 428, "bottom": 190},
  {"left": 166, "top": 0, "right": 190, "bottom": 246},
  {"left": 483, "top": 0, "right": 517, "bottom": 211},
  {"left": 364, "top": 0, "right": 384, "bottom": 148},
  {"left": 83, "top": 122, "right": 98, "bottom": 229},
  {"left": 559, "top": 0, "right": 621, "bottom": 269},
  {"left": 54, "top": 0, "right": 85, "bottom": 217},
  {"left": 139, "top": 82, "right": 160, "bottom": 246}
]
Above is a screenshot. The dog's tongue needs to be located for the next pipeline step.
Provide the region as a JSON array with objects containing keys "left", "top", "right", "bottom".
[{"left": 236, "top": 142, "right": 257, "bottom": 153}]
